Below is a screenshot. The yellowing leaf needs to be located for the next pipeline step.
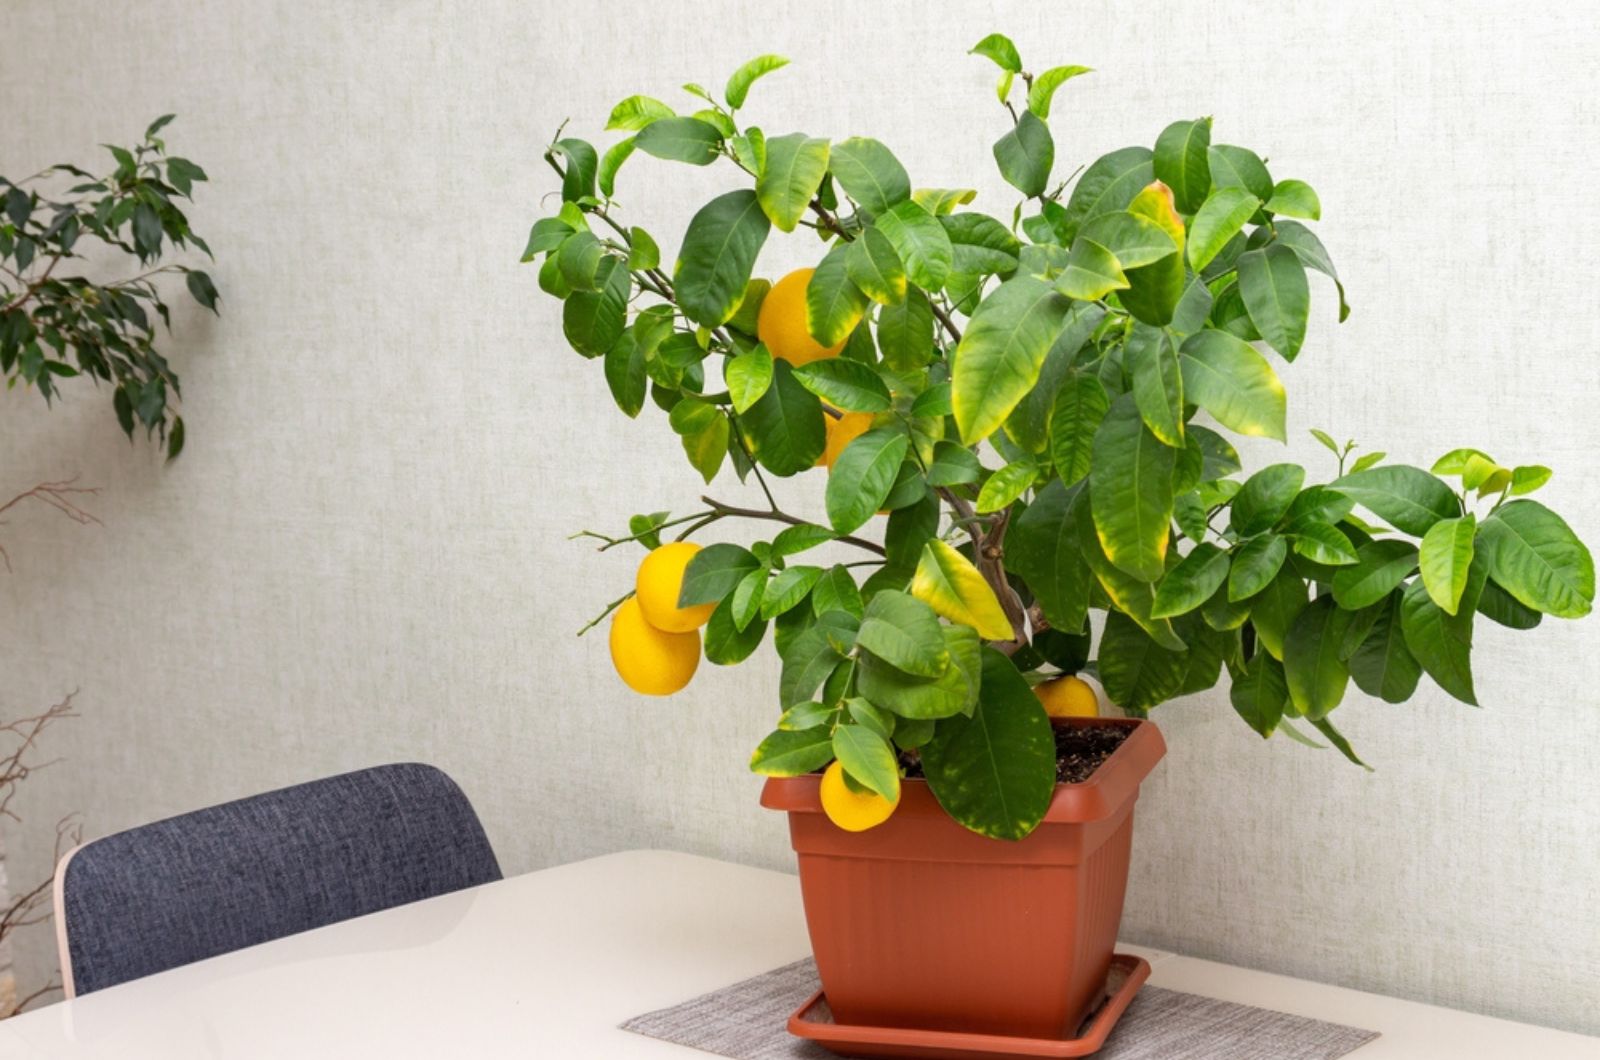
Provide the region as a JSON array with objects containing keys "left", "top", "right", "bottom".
[{"left": 911, "top": 539, "right": 1014, "bottom": 641}]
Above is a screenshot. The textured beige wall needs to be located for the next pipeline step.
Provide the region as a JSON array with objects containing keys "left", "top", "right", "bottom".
[{"left": 2, "top": 0, "right": 1598, "bottom": 1034}]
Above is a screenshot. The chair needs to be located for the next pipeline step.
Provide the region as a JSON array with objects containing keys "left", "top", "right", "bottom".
[{"left": 53, "top": 762, "right": 501, "bottom": 996}]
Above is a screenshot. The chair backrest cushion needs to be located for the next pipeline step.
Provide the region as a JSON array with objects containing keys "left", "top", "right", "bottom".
[{"left": 60, "top": 762, "right": 501, "bottom": 995}]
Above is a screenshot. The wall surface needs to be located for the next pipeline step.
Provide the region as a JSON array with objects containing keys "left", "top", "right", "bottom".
[{"left": 2, "top": 0, "right": 1598, "bottom": 1034}]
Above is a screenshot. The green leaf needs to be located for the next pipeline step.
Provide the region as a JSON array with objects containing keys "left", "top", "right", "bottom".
[
  {"left": 1026, "top": 64, "right": 1093, "bottom": 119},
  {"left": 563, "top": 258, "right": 630, "bottom": 356},
  {"left": 943, "top": 212, "right": 1022, "bottom": 275},
  {"left": 1153, "top": 118, "right": 1212, "bottom": 214},
  {"left": 1127, "top": 328, "right": 1185, "bottom": 447},
  {"left": 680, "top": 543, "right": 761, "bottom": 606},
  {"left": 628, "top": 226, "right": 661, "bottom": 270},
  {"left": 635, "top": 117, "right": 722, "bottom": 165},
  {"left": 1048, "top": 372, "right": 1110, "bottom": 485},
  {"left": 1056, "top": 239, "right": 1128, "bottom": 300},
  {"left": 1077, "top": 211, "right": 1179, "bottom": 268},
  {"left": 829, "top": 137, "right": 911, "bottom": 217},
  {"left": 558, "top": 231, "right": 608, "bottom": 289},
  {"left": 1272, "top": 220, "right": 1349, "bottom": 321},
  {"left": 1249, "top": 568, "right": 1309, "bottom": 661},
  {"left": 826, "top": 427, "right": 910, "bottom": 534},
  {"left": 804, "top": 242, "right": 871, "bottom": 346},
  {"left": 1419, "top": 514, "right": 1477, "bottom": 614},
  {"left": 1400, "top": 555, "right": 1488, "bottom": 705},
  {"left": 1006, "top": 480, "right": 1092, "bottom": 633},
  {"left": 1231, "top": 463, "right": 1305, "bottom": 536},
  {"left": 1098, "top": 610, "right": 1189, "bottom": 710},
  {"left": 857, "top": 590, "right": 949, "bottom": 677},
  {"left": 1152, "top": 542, "right": 1230, "bottom": 619},
  {"left": 598, "top": 136, "right": 636, "bottom": 197},
  {"left": 1186, "top": 188, "right": 1260, "bottom": 271},
  {"left": 779, "top": 611, "right": 860, "bottom": 705},
  {"left": 756, "top": 133, "right": 830, "bottom": 232},
  {"left": 1510, "top": 465, "right": 1553, "bottom": 496},
  {"left": 1291, "top": 521, "right": 1358, "bottom": 566},
  {"left": 874, "top": 201, "right": 953, "bottom": 292},
  {"left": 729, "top": 568, "right": 767, "bottom": 631},
  {"left": 993, "top": 111, "right": 1054, "bottom": 198},
  {"left": 1476, "top": 499, "right": 1594, "bottom": 618},
  {"left": 674, "top": 189, "right": 771, "bottom": 327},
  {"left": 1310, "top": 715, "right": 1371, "bottom": 769},
  {"left": 846, "top": 225, "right": 908, "bottom": 305},
  {"left": 1284, "top": 597, "right": 1352, "bottom": 719},
  {"left": 705, "top": 594, "right": 767, "bottom": 663},
  {"left": 1060, "top": 147, "right": 1154, "bottom": 243},
  {"left": 876, "top": 288, "right": 935, "bottom": 371},
  {"left": 922, "top": 649, "right": 1056, "bottom": 840},
  {"left": 914, "top": 188, "right": 978, "bottom": 215},
  {"left": 773, "top": 523, "right": 838, "bottom": 557},
  {"left": 1349, "top": 592, "right": 1422, "bottom": 703},
  {"left": 812, "top": 565, "right": 864, "bottom": 619},
  {"left": 725, "top": 54, "right": 789, "bottom": 108},
  {"left": 749, "top": 726, "right": 834, "bottom": 776},
  {"left": 679, "top": 410, "right": 729, "bottom": 483},
  {"left": 552, "top": 138, "right": 597, "bottom": 202},
  {"left": 1229, "top": 534, "right": 1289, "bottom": 601},
  {"left": 1090, "top": 394, "right": 1175, "bottom": 582},
  {"left": 1236, "top": 244, "right": 1310, "bottom": 360},
  {"left": 726, "top": 343, "right": 774, "bottom": 413},
  {"left": 1208, "top": 144, "right": 1273, "bottom": 201},
  {"left": 779, "top": 700, "right": 837, "bottom": 731},
  {"left": 1178, "top": 328, "right": 1287, "bottom": 441},
  {"left": 976, "top": 461, "right": 1036, "bottom": 514},
  {"left": 927, "top": 440, "right": 981, "bottom": 486},
  {"left": 1478, "top": 579, "right": 1543, "bottom": 630},
  {"left": 859, "top": 624, "right": 981, "bottom": 720},
  {"left": 605, "top": 95, "right": 674, "bottom": 131},
  {"left": 761, "top": 565, "right": 824, "bottom": 620},
  {"left": 832, "top": 723, "right": 900, "bottom": 800},
  {"left": 185, "top": 270, "right": 220, "bottom": 313},
  {"left": 1265, "top": 179, "right": 1321, "bottom": 220},
  {"left": 794, "top": 358, "right": 891, "bottom": 412},
  {"left": 911, "top": 538, "right": 1014, "bottom": 641},
  {"left": 1350, "top": 451, "right": 1386, "bottom": 474},
  {"left": 1329, "top": 465, "right": 1460, "bottom": 536},
  {"left": 952, "top": 276, "right": 1072, "bottom": 444},
  {"left": 1331, "top": 539, "right": 1419, "bottom": 610},
  {"left": 1230, "top": 652, "right": 1288, "bottom": 737},
  {"left": 522, "top": 217, "right": 575, "bottom": 261},
  {"left": 968, "top": 33, "right": 1022, "bottom": 72},
  {"left": 740, "top": 359, "right": 826, "bottom": 475},
  {"left": 1119, "top": 183, "right": 1187, "bottom": 327}
]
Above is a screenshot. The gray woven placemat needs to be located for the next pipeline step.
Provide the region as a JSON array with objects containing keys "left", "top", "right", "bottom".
[{"left": 621, "top": 957, "right": 1380, "bottom": 1059}]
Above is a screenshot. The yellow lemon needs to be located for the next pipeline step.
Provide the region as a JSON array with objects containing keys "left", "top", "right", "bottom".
[
  {"left": 608, "top": 596, "right": 700, "bottom": 696},
  {"left": 1035, "top": 674, "right": 1100, "bottom": 718},
  {"left": 758, "top": 268, "right": 844, "bottom": 366},
  {"left": 819, "top": 760, "right": 899, "bottom": 832},
  {"left": 636, "top": 542, "right": 715, "bottom": 633},
  {"left": 817, "top": 410, "right": 875, "bottom": 470}
]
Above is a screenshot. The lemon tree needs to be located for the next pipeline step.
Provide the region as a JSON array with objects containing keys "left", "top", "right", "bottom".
[{"left": 530, "top": 37, "right": 1594, "bottom": 839}]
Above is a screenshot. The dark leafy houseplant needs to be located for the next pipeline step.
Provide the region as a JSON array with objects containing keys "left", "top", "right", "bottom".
[
  {"left": 527, "top": 37, "right": 1594, "bottom": 840},
  {"left": 1, "top": 115, "right": 218, "bottom": 460}
]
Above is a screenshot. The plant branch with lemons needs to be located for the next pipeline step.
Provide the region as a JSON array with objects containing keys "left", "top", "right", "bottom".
[{"left": 526, "top": 36, "right": 1594, "bottom": 840}]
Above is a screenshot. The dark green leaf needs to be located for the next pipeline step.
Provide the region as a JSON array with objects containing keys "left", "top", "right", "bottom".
[
  {"left": 829, "top": 137, "right": 911, "bottom": 217},
  {"left": 674, "top": 189, "right": 771, "bottom": 327},
  {"left": 740, "top": 359, "right": 826, "bottom": 476},
  {"left": 993, "top": 111, "right": 1054, "bottom": 198},
  {"left": 1329, "top": 465, "right": 1460, "bottom": 536},
  {"left": 1236, "top": 244, "right": 1309, "bottom": 360},
  {"left": 1231, "top": 463, "right": 1306, "bottom": 536},
  {"left": 1153, "top": 118, "right": 1212, "bottom": 214},
  {"left": 1349, "top": 592, "right": 1421, "bottom": 703},
  {"left": 635, "top": 117, "right": 722, "bottom": 165}
]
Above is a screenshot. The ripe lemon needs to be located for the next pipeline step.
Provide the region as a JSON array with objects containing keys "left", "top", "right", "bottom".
[
  {"left": 636, "top": 542, "right": 715, "bottom": 633},
  {"left": 819, "top": 760, "right": 900, "bottom": 832},
  {"left": 817, "top": 411, "right": 875, "bottom": 470},
  {"left": 1035, "top": 674, "right": 1100, "bottom": 718},
  {"left": 608, "top": 596, "right": 700, "bottom": 696},
  {"left": 758, "top": 268, "right": 844, "bottom": 366}
]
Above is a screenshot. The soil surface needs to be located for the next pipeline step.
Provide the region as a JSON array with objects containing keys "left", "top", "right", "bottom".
[{"left": 900, "top": 724, "right": 1131, "bottom": 785}]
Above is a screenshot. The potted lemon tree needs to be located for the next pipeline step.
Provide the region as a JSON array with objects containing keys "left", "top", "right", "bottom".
[{"left": 527, "top": 36, "right": 1593, "bottom": 1052}]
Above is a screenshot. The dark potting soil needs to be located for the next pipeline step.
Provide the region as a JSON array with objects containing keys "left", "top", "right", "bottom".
[{"left": 900, "top": 724, "right": 1130, "bottom": 785}]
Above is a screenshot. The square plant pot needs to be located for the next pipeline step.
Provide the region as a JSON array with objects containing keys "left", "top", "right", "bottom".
[{"left": 761, "top": 717, "right": 1166, "bottom": 1040}]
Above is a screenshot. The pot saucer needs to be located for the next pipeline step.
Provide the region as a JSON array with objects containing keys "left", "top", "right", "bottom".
[{"left": 787, "top": 953, "right": 1150, "bottom": 1060}]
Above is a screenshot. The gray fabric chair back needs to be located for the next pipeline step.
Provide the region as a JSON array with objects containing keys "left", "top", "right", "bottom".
[{"left": 56, "top": 762, "right": 501, "bottom": 995}]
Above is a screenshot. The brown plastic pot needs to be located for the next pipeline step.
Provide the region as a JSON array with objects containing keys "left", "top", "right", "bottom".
[{"left": 761, "top": 716, "right": 1166, "bottom": 1041}]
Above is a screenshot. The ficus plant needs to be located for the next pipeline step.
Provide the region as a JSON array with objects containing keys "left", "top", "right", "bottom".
[
  {"left": 526, "top": 36, "right": 1595, "bottom": 840},
  {"left": 1, "top": 115, "right": 219, "bottom": 460}
]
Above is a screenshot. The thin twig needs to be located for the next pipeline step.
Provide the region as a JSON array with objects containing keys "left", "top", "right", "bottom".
[{"left": 700, "top": 496, "right": 885, "bottom": 556}]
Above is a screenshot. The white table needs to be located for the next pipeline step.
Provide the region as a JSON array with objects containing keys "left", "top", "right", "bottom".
[{"left": 1, "top": 850, "right": 1594, "bottom": 1058}]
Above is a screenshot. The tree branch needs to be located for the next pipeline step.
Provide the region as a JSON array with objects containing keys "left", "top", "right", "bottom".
[{"left": 701, "top": 496, "right": 885, "bottom": 556}]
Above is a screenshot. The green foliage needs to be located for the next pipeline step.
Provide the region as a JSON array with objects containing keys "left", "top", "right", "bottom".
[
  {"left": 1, "top": 117, "right": 218, "bottom": 458},
  {"left": 532, "top": 42, "right": 1595, "bottom": 842}
]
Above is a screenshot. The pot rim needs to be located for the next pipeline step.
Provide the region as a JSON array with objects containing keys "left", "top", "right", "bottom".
[{"left": 760, "top": 716, "right": 1166, "bottom": 825}]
